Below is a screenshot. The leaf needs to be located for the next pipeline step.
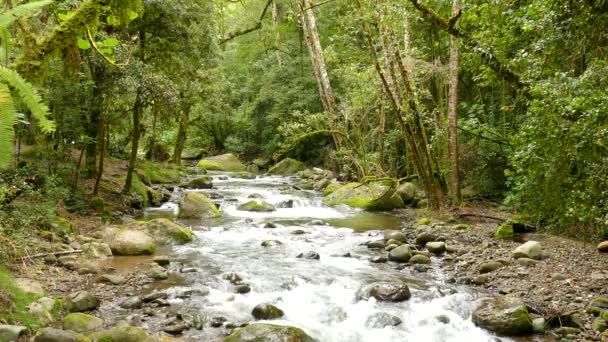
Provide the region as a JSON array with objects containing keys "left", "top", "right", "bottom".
[
  {"left": 77, "top": 39, "right": 91, "bottom": 50},
  {"left": 101, "top": 48, "right": 113, "bottom": 56},
  {"left": 103, "top": 38, "right": 120, "bottom": 47},
  {"left": 0, "top": 84, "right": 17, "bottom": 168},
  {"left": 107, "top": 15, "right": 120, "bottom": 26},
  {"left": 128, "top": 10, "right": 139, "bottom": 20},
  {"left": 0, "top": 0, "right": 53, "bottom": 29}
]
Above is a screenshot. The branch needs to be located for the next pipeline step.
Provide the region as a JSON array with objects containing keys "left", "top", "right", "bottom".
[{"left": 219, "top": 0, "right": 273, "bottom": 45}]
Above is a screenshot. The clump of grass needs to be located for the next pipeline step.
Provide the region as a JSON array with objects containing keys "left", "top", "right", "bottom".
[{"left": 0, "top": 266, "right": 40, "bottom": 327}]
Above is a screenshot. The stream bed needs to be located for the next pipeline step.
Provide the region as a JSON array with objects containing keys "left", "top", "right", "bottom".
[{"left": 125, "top": 172, "right": 504, "bottom": 341}]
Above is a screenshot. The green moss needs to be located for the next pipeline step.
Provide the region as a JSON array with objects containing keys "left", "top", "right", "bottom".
[
  {"left": 89, "top": 326, "right": 150, "bottom": 342},
  {"left": 237, "top": 200, "right": 276, "bottom": 212},
  {"left": 602, "top": 311, "right": 608, "bottom": 321},
  {"left": 323, "top": 182, "right": 404, "bottom": 211},
  {"left": 593, "top": 317, "right": 608, "bottom": 332},
  {"left": 224, "top": 324, "right": 315, "bottom": 342},
  {"left": 63, "top": 313, "right": 103, "bottom": 333},
  {"left": 585, "top": 307, "right": 603, "bottom": 316},
  {"left": 139, "top": 162, "right": 182, "bottom": 184},
  {"left": 178, "top": 192, "right": 221, "bottom": 219},
  {"left": 495, "top": 224, "right": 515, "bottom": 240},
  {"left": 130, "top": 218, "right": 193, "bottom": 244},
  {"left": 452, "top": 223, "right": 470, "bottom": 230},
  {"left": 267, "top": 158, "right": 306, "bottom": 175},
  {"left": 0, "top": 266, "right": 40, "bottom": 328},
  {"left": 323, "top": 182, "right": 342, "bottom": 196},
  {"left": 130, "top": 174, "right": 148, "bottom": 207},
  {"left": 509, "top": 306, "right": 534, "bottom": 334},
  {"left": 232, "top": 171, "right": 257, "bottom": 179},
  {"left": 298, "top": 181, "right": 314, "bottom": 190},
  {"left": 197, "top": 159, "right": 221, "bottom": 170},
  {"left": 197, "top": 154, "right": 246, "bottom": 172},
  {"left": 416, "top": 217, "right": 431, "bottom": 225}
]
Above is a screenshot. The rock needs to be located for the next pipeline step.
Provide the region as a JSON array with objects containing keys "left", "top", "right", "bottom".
[
  {"left": 13, "top": 278, "right": 45, "bottom": 297},
  {"left": 296, "top": 251, "right": 320, "bottom": 260},
  {"left": 495, "top": 224, "right": 514, "bottom": 240},
  {"left": 515, "top": 258, "right": 539, "bottom": 267},
  {"left": 551, "top": 273, "right": 566, "bottom": 281},
  {"left": 512, "top": 241, "right": 542, "bottom": 260},
  {"left": 479, "top": 261, "right": 504, "bottom": 274},
  {"left": 322, "top": 182, "right": 404, "bottom": 211},
  {"left": 62, "top": 313, "right": 103, "bottom": 334},
  {"left": 96, "top": 274, "right": 125, "bottom": 285},
  {"left": 452, "top": 223, "right": 470, "bottom": 230},
  {"left": 235, "top": 284, "right": 251, "bottom": 294},
  {"left": 198, "top": 153, "right": 246, "bottom": 172},
  {"left": 426, "top": 241, "right": 446, "bottom": 255},
  {"left": 163, "top": 322, "right": 190, "bottom": 335},
  {"left": 386, "top": 239, "right": 403, "bottom": 246},
  {"left": 148, "top": 264, "right": 169, "bottom": 280},
  {"left": 367, "top": 240, "right": 385, "bottom": 249},
  {"left": 237, "top": 200, "right": 276, "bottom": 212},
  {"left": 29, "top": 302, "right": 53, "bottom": 327},
  {"left": 396, "top": 182, "right": 417, "bottom": 203},
  {"left": 532, "top": 317, "right": 546, "bottom": 333},
  {"left": 309, "top": 219, "right": 325, "bottom": 225},
  {"left": 223, "top": 273, "right": 242, "bottom": 284},
  {"left": 409, "top": 254, "right": 431, "bottom": 265},
  {"left": 313, "top": 178, "right": 331, "bottom": 191},
  {"left": 591, "top": 297, "right": 608, "bottom": 309},
  {"left": 232, "top": 172, "right": 257, "bottom": 180},
  {"left": 553, "top": 326, "right": 581, "bottom": 336},
  {"left": 0, "top": 325, "right": 27, "bottom": 342},
  {"left": 263, "top": 222, "right": 278, "bottom": 229},
  {"left": 414, "top": 232, "right": 437, "bottom": 246},
  {"left": 178, "top": 192, "right": 221, "bottom": 219},
  {"left": 388, "top": 245, "right": 412, "bottom": 263},
  {"left": 66, "top": 291, "right": 99, "bottom": 312},
  {"left": 252, "top": 304, "right": 284, "bottom": 320},
  {"left": 365, "top": 312, "right": 402, "bottom": 328},
  {"left": 82, "top": 242, "right": 112, "bottom": 259},
  {"left": 119, "top": 296, "right": 143, "bottom": 309},
  {"left": 593, "top": 318, "right": 608, "bottom": 332},
  {"left": 358, "top": 282, "right": 411, "bottom": 302},
  {"left": 89, "top": 325, "right": 149, "bottom": 342},
  {"left": 598, "top": 241, "right": 608, "bottom": 253},
  {"left": 277, "top": 200, "right": 295, "bottom": 209},
  {"left": 383, "top": 230, "right": 406, "bottom": 243},
  {"left": 127, "top": 218, "right": 193, "bottom": 244},
  {"left": 369, "top": 256, "right": 387, "bottom": 263},
  {"left": 181, "top": 175, "right": 213, "bottom": 189},
  {"left": 76, "top": 261, "right": 101, "bottom": 275},
  {"left": 471, "top": 296, "right": 533, "bottom": 335},
  {"left": 102, "top": 229, "right": 154, "bottom": 257},
  {"left": 323, "top": 182, "right": 343, "bottom": 196},
  {"left": 470, "top": 275, "right": 489, "bottom": 285},
  {"left": 34, "top": 328, "right": 90, "bottom": 342},
  {"left": 416, "top": 218, "right": 431, "bottom": 225},
  {"left": 154, "top": 255, "right": 171, "bottom": 266},
  {"left": 248, "top": 193, "right": 264, "bottom": 199},
  {"left": 224, "top": 324, "right": 315, "bottom": 342},
  {"left": 267, "top": 158, "right": 306, "bottom": 175}
]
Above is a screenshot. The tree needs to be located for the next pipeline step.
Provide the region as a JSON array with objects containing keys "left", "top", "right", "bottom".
[{"left": 447, "top": 0, "right": 460, "bottom": 205}]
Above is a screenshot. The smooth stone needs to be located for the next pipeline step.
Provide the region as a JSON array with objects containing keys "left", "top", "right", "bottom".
[
  {"left": 357, "top": 282, "right": 411, "bottom": 302},
  {"left": 388, "top": 245, "right": 412, "bottom": 263},
  {"left": 96, "top": 274, "right": 126, "bottom": 285},
  {"left": 409, "top": 254, "right": 431, "bottom": 265},
  {"left": 365, "top": 312, "right": 402, "bottom": 328},
  {"left": 66, "top": 291, "right": 99, "bottom": 312},
  {"left": 62, "top": 313, "right": 103, "bottom": 334},
  {"left": 515, "top": 258, "right": 539, "bottom": 267},
  {"left": 369, "top": 256, "right": 388, "bottom": 263},
  {"left": 598, "top": 241, "right": 608, "bottom": 253},
  {"left": 383, "top": 230, "right": 406, "bottom": 243},
  {"left": 33, "top": 328, "right": 90, "bottom": 342},
  {"left": 224, "top": 323, "right": 315, "bottom": 342},
  {"left": 163, "top": 322, "right": 190, "bottom": 335},
  {"left": 512, "top": 241, "right": 542, "bottom": 260},
  {"left": 414, "top": 231, "right": 437, "bottom": 246},
  {"left": 479, "top": 261, "right": 504, "bottom": 274},
  {"left": 252, "top": 303, "right": 284, "bottom": 320},
  {"left": 0, "top": 325, "right": 27, "bottom": 342},
  {"left": 153, "top": 255, "right": 171, "bottom": 266},
  {"left": 142, "top": 291, "right": 168, "bottom": 303},
  {"left": 426, "top": 241, "right": 446, "bottom": 255},
  {"left": 119, "top": 296, "right": 143, "bottom": 309},
  {"left": 367, "top": 240, "right": 385, "bottom": 249},
  {"left": 223, "top": 273, "right": 242, "bottom": 284},
  {"left": 296, "top": 251, "right": 320, "bottom": 260},
  {"left": 472, "top": 296, "right": 533, "bottom": 335},
  {"left": 235, "top": 285, "right": 251, "bottom": 294}
]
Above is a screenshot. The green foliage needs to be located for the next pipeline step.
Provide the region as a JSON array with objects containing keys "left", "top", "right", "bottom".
[{"left": 0, "top": 266, "right": 39, "bottom": 327}]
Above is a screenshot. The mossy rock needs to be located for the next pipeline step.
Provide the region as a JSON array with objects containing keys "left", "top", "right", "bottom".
[
  {"left": 237, "top": 200, "right": 276, "bottom": 212},
  {"left": 322, "top": 182, "right": 404, "bottom": 211},
  {"left": 197, "top": 154, "right": 246, "bottom": 172},
  {"left": 181, "top": 176, "right": 213, "bottom": 189},
  {"left": 89, "top": 325, "right": 150, "bottom": 342},
  {"left": 452, "top": 223, "right": 470, "bottom": 230},
  {"left": 472, "top": 296, "right": 533, "bottom": 336},
  {"left": 593, "top": 317, "right": 608, "bottom": 332},
  {"left": 48, "top": 216, "right": 73, "bottom": 238},
  {"left": 34, "top": 328, "right": 90, "bottom": 342},
  {"left": 495, "top": 224, "right": 515, "bottom": 240},
  {"left": 323, "top": 182, "right": 343, "bottom": 196},
  {"left": 138, "top": 163, "right": 181, "bottom": 184},
  {"left": 224, "top": 323, "right": 315, "bottom": 342},
  {"left": 178, "top": 192, "right": 221, "bottom": 219},
  {"left": 103, "top": 228, "right": 156, "bottom": 256},
  {"left": 298, "top": 181, "right": 314, "bottom": 190},
  {"left": 267, "top": 158, "right": 306, "bottom": 175},
  {"left": 91, "top": 196, "right": 106, "bottom": 211},
  {"left": 416, "top": 217, "right": 431, "bottom": 226},
  {"left": 63, "top": 313, "right": 103, "bottom": 334},
  {"left": 396, "top": 182, "right": 417, "bottom": 203},
  {"left": 127, "top": 218, "right": 193, "bottom": 244},
  {"left": 232, "top": 172, "right": 257, "bottom": 179}
]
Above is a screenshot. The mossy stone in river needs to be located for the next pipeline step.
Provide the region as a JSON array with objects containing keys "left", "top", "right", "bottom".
[
  {"left": 267, "top": 158, "right": 306, "bottom": 175},
  {"left": 89, "top": 325, "right": 150, "bottom": 342},
  {"left": 322, "top": 182, "right": 404, "bottom": 211},
  {"left": 472, "top": 296, "right": 533, "bottom": 336},
  {"left": 323, "top": 182, "right": 343, "bottom": 196},
  {"left": 127, "top": 218, "right": 193, "bottom": 244},
  {"left": 103, "top": 228, "right": 156, "bottom": 256},
  {"left": 251, "top": 303, "right": 284, "bottom": 320},
  {"left": 237, "top": 200, "right": 276, "bottom": 212},
  {"left": 34, "top": 328, "right": 90, "bottom": 342},
  {"left": 592, "top": 317, "right": 608, "bottom": 332},
  {"left": 232, "top": 172, "right": 257, "bottom": 179},
  {"left": 495, "top": 224, "right": 515, "bottom": 240},
  {"left": 63, "top": 313, "right": 103, "bottom": 334},
  {"left": 198, "top": 153, "right": 246, "bottom": 172},
  {"left": 416, "top": 217, "right": 431, "bottom": 225},
  {"left": 224, "top": 323, "right": 315, "bottom": 342},
  {"left": 409, "top": 254, "right": 431, "bottom": 265},
  {"left": 178, "top": 192, "right": 221, "bottom": 219},
  {"left": 181, "top": 175, "right": 213, "bottom": 189}
]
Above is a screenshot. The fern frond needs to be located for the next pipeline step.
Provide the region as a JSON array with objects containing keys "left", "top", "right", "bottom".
[
  {"left": 0, "top": 84, "right": 17, "bottom": 169},
  {"left": 0, "top": 27, "right": 9, "bottom": 66},
  {"left": 0, "top": 0, "right": 53, "bottom": 29},
  {"left": 0, "top": 66, "right": 54, "bottom": 133}
]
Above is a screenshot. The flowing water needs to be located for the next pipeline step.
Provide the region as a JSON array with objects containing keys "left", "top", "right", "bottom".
[{"left": 139, "top": 172, "right": 504, "bottom": 342}]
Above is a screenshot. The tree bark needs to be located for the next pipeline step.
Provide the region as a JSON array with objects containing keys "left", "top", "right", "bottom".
[
  {"left": 272, "top": 1, "right": 283, "bottom": 66},
  {"left": 172, "top": 112, "right": 188, "bottom": 165},
  {"left": 447, "top": 0, "right": 461, "bottom": 205},
  {"left": 93, "top": 112, "right": 105, "bottom": 196}
]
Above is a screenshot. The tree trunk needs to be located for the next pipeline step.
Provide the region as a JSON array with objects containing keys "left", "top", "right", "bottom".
[
  {"left": 172, "top": 113, "right": 188, "bottom": 165},
  {"left": 84, "top": 91, "right": 100, "bottom": 177},
  {"left": 272, "top": 1, "right": 283, "bottom": 66},
  {"left": 447, "top": 0, "right": 461, "bottom": 205},
  {"left": 93, "top": 112, "right": 106, "bottom": 196}
]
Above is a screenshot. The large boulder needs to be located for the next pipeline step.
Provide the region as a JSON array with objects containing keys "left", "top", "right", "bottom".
[
  {"left": 237, "top": 200, "right": 276, "bottom": 212},
  {"left": 103, "top": 228, "right": 156, "bottom": 256},
  {"left": 126, "top": 218, "right": 193, "bottom": 244},
  {"left": 322, "top": 182, "right": 404, "bottom": 211},
  {"left": 251, "top": 303, "right": 284, "bottom": 320},
  {"left": 388, "top": 245, "right": 412, "bottom": 263},
  {"left": 66, "top": 291, "right": 99, "bottom": 313},
  {"left": 357, "top": 282, "right": 411, "bottom": 302},
  {"left": 267, "top": 158, "right": 306, "bottom": 175},
  {"left": 89, "top": 325, "right": 150, "bottom": 342},
  {"left": 181, "top": 176, "right": 213, "bottom": 189},
  {"left": 34, "top": 328, "right": 90, "bottom": 342},
  {"left": 472, "top": 296, "right": 533, "bottom": 335},
  {"left": 82, "top": 242, "right": 112, "bottom": 259},
  {"left": 598, "top": 241, "right": 608, "bottom": 253},
  {"left": 178, "top": 192, "right": 221, "bottom": 219},
  {"left": 198, "top": 153, "right": 246, "bottom": 172},
  {"left": 396, "top": 182, "right": 417, "bottom": 203},
  {"left": 0, "top": 325, "right": 27, "bottom": 342},
  {"left": 224, "top": 324, "right": 315, "bottom": 342},
  {"left": 232, "top": 172, "right": 257, "bottom": 179},
  {"left": 512, "top": 241, "right": 542, "bottom": 260},
  {"left": 323, "top": 182, "right": 343, "bottom": 196},
  {"left": 62, "top": 313, "right": 103, "bottom": 334}
]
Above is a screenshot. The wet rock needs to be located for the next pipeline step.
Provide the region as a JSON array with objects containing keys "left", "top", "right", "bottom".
[
  {"left": 383, "top": 230, "right": 406, "bottom": 243},
  {"left": 396, "top": 182, "right": 417, "bottom": 203},
  {"left": 512, "top": 241, "right": 542, "bottom": 260},
  {"left": 34, "top": 327, "right": 89, "bottom": 342},
  {"left": 198, "top": 153, "right": 246, "bottom": 172},
  {"left": 66, "top": 291, "right": 99, "bottom": 312},
  {"left": 385, "top": 244, "right": 398, "bottom": 251},
  {"left": 181, "top": 175, "right": 213, "bottom": 189},
  {"left": 414, "top": 232, "right": 437, "bottom": 246},
  {"left": 164, "top": 322, "right": 190, "bottom": 335},
  {"left": 237, "top": 200, "right": 276, "bottom": 212},
  {"left": 291, "top": 229, "right": 306, "bottom": 235},
  {"left": 178, "top": 192, "right": 221, "bottom": 219},
  {"left": 0, "top": 325, "right": 27, "bottom": 341},
  {"left": 127, "top": 218, "right": 193, "bottom": 244},
  {"left": 470, "top": 275, "right": 489, "bottom": 285},
  {"left": 309, "top": 219, "right": 325, "bottom": 225},
  {"left": 514, "top": 258, "right": 539, "bottom": 267},
  {"left": 409, "top": 254, "right": 431, "bottom": 265},
  {"left": 14, "top": 278, "right": 45, "bottom": 297},
  {"left": 268, "top": 158, "right": 306, "bottom": 175},
  {"left": 152, "top": 298, "right": 170, "bottom": 307},
  {"left": 89, "top": 325, "right": 149, "bottom": 342},
  {"left": 313, "top": 178, "right": 331, "bottom": 191},
  {"left": 179, "top": 267, "right": 199, "bottom": 273},
  {"left": 532, "top": 317, "right": 546, "bottom": 333},
  {"left": 142, "top": 291, "right": 168, "bottom": 303},
  {"left": 233, "top": 172, "right": 257, "bottom": 179},
  {"left": 426, "top": 241, "right": 446, "bottom": 255},
  {"left": 261, "top": 240, "right": 283, "bottom": 247},
  {"left": 386, "top": 239, "right": 403, "bottom": 247},
  {"left": 263, "top": 222, "right": 278, "bottom": 228},
  {"left": 153, "top": 255, "right": 171, "bottom": 266},
  {"left": 296, "top": 251, "right": 320, "bottom": 260},
  {"left": 323, "top": 182, "right": 404, "bottom": 211},
  {"left": 388, "top": 245, "right": 412, "bottom": 263},
  {"left": 248, "top": 193, "right": 263, "bottom": 199},
  {"left": 76, "top": 261, "right": 101, "bottom": 275},
  {"left": 367, "top": 240, "right": 385, "bottom": 249},
  {"left": 148, "top": 264, "right": 169, "bottom": 280},
  {"left": 591, "top": 297, "right": 608, "bottom": 309},
  {"left": 252, "top": 303, "right": 284, "bottom": 320},
  {"left": 472, "top": 296, "right": 533, "bottom": 335},
  {"left": 235, "top": 285, "right": 251, "bottom": 294},
  {"left": 598, "top": 241, "right": 608, "bottom": 253},
  {"left": 365, "top": 312, "right": 402, "bottom": 328},
  {"left": 119, "top": 296, "right": 143, "bottom": 309},
  {"left": 224, "top": 323, "right": 315, "bottom": 342},
  {"left": 479, "top": 261, "right": 504, "bottom": 274},
  {"left": 452, "top": 223, "right": 470, "bottom": 230},
  {"left": 82, "top": 242, "right": 112, "bottom": 259},
  {"left": 553, "top": 326, "right": 581, "bottom": 336},
  {"left": 593, "top": 318, "right": 608, "bottom": 332},
  {"left": 369, "top": 256, "right": 388, "bottom": 263},
  {"left": 103, "top": 228, "right": 156, "bottom": 256},
  {"left": 277, "top": 199, "right": 295, "bottom": 209},
  {"left": 97, "top": 274, "right": 126, "bottom": 285},
  {"left": 223, "top": 272, "right": 242, "bottom": 284},
  {"left": 414, "top": 265, "right": 431, "bottom": 272},
  {"left": 358, "top": 282, "right": 411, "bottom": 302},
  {"left": 210, "top": 316, "right": 227, "bottom": 328},
  {"left": 177, "top": 288, "right": 209, "bottom": 298},
  {"left": 62, "top": 313, "right": 103, "bottom": 334},
  {"left": 28, "top": 302, "right": 53, "bottom": 327}
]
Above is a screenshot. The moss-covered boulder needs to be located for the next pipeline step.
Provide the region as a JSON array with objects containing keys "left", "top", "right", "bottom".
[
  {"left": 224, "top": 324, "right": 315, "bottom": 342},
  {"left": 472, "top": 296, "right": 533, "bottom": 335},
  {"left": 82, "top": 242, "right": 112, "bottom": 259},
  {"left": 495, "top": 224, "right": 514, "bottom": 240},
  {"left": 89, "top": 325, "right": 150, "bottom": 342},
  {"left": 181, "top": 176, "right": 213, "bottom": 189},
  {"left": 237, "top": 200, "right": 276, "bottom": 212},
  {"left": 34, "top": 328, "right": 90, "bottom": 342},
  {"left": 232, "top": 172, "right": 257, "bottom": 179},
  {"left": 322, "top": 182, "right": 404, "bottom": 211},
  {"left": 63, "top": 313, "right": 103, "bottom": 334},
  {"left": 396, "top": 182, "right": 417, "bottom": 203},
  {"left": 127, "top": 218, "right": 193, "bottom": 244},
  {"left": 268, "top": 158, "right": 306, "bottom": 175},
  {"left": 251, "top": 303, "right": 284, "bottom": 320},
  {"left": 103, "top": 228, "right": 156, "bottom": 256},
  {"left": 323, "top": 182, "right": 343, "bottom": 196},
  {"left": 178, "top": 192, "right": 221, "bottom": 219},
  {"left": 197, "top": 154, "right": 246, "bottom": 172}
]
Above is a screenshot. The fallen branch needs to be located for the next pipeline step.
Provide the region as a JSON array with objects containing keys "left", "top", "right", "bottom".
[
  {"left": 456, "top": 213, "right": 506, "bottom": 222},
  {"left": 21, "top": 249, "right": 83, "bottom": 260},
  {"left": 220, "top": 0, "right": 273, "bottom": 45}
]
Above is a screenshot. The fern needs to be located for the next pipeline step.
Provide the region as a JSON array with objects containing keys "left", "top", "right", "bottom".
[
  {"left": 0, "top": 0, "right": 53, "bottom": 29},
  {"left": 0, "top": 84, "right": 17, "bottom": 168},
  {"left": 0, "top": 66, "right": 54, "bottom": 133}
]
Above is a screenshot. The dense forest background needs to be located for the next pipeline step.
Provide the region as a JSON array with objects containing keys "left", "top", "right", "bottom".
[{"left": 0, "top": 0, "right": 607, "bottom": 262}]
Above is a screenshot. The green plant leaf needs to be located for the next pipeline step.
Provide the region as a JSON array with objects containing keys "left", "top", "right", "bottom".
[
  {"left": 0, "top": 84, "right": 17, "bottom": 168},
  {"left": 77, "top": 39, "right": 91, "bottom": 50},
  {"left": 0, "top": 0, "right": 53, "bottom": 28},
  {"left": 103, "top": 38, "right": 120, "bottom": 47}
]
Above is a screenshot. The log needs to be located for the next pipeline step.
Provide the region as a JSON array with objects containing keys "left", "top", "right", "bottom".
[{"left": 21, "top": 249, "right": 83, "bottom": 260}]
